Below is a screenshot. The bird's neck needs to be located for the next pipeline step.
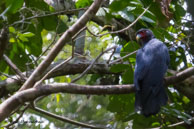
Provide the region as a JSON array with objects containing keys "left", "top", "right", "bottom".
[{"left": 141, "top": 36, "right": 155, "bottom": 46}]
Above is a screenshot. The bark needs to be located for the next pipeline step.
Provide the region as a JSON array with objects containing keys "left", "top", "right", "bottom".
[
  {"left": 0, "top": 67, "right": 194, "bottom": 122},
  {"left": 175, "top": 76, "right": 194, "bottom": 102},
  {"left": 0, "top": 58, "right": 115, "bottom": 97}
]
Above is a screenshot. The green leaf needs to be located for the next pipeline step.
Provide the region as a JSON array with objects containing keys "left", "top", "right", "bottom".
[
  {"left": 175, "top": 4, "right": 186, "bottom": 17},
  {"left": 141, "top": 16, "right": 155, "bottom": 24},
  {"left": 56, "top": 94, "right": 61, "bottom": 103},
  {"left": 6, "top": 0, "right": 24, "bottom": 14},
  {"left": 132, "top": 114, "right": 159, "bottom": 128},
  {"left": 168, "top": 25, "right": 176, "bottom": 33},
  {"left": 7, "top": 42, "right": 33, "bottom": 73},
  {"left": 76, "top": 0, "right": 93, "bottom": 8},
  {"left": 25, "top": 23, "right": 43, "bottom": 57},
  {"left": 109, "top": 0, "right": 141, "bottom": 12},
  {"left": 121, "top": 41, "right": 139, "bottom": 59},
  {"left": 25, "top": 0, "right": 49, "bottom": 11},
  {"left": 118, "top": 9, "right": 135, "bottom": 22},
  {"left": 9, "top": 26, "right": 16, "bottom": 33},
  {"left": 107, "top": 94, "right": 135, "bottom": 121},
  {"left": 110, "top": 64, "right": 129, "bottom": 73},
  {"left": 122, "top": 66, "right": 134, "bottom": 84},
  {"left": 132, "top": 7, "right": 156, "bottom": 25},
  {"left": 109, "top": 0, "right": 129, "bottom": 12},
  {"left": 40, "top": 16, "right": 58, "bottom": 31},
  {"left": 56, "top": 20, "right": 68, "bottom": 34},
  {"left": 152, "top": 122, "right": 160, "bottom": 127},
  {"left": 22, "top": 32, "right": 35, "bottom": 37},
  {"left": 18, "top": 34, "right": 29, "bottom": 42}
]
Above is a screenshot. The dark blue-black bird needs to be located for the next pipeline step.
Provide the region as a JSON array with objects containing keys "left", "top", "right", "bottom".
[{"left": 134, "top": 28, "right": 170, "bottom": 117}]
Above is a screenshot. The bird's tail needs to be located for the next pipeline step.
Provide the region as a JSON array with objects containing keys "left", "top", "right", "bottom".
[{"left": 135, "top": 84, "right": 168, "bottom": 117}]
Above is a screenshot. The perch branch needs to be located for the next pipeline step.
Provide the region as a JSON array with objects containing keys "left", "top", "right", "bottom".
[{"left": 0, "top": 68, "right": 193, "bottom": 122}]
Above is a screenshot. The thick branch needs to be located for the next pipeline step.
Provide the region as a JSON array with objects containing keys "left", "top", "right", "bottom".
[
  {"left": 0, "top": 84, "right": 134, "bottom": 122},
  {"left": 0, "top": 67, "right": 194, "bottom": 122},
  {"left": 0, "top": 59, "right": 114, "bottom": 96},
  {"left": 165, "top": 67, "right": 194, "bottom": 85}
]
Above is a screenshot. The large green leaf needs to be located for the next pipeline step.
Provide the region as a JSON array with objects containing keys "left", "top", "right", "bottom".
[
  {"left": 109, "top": 0, "right": 142, "bottom": 12},
  {"left": 40, "top": 15, "right": 58, "bottom": 31},
  {"left": 174, "top": 3, "right": 186, "bottom": 21},
  {"left": 107, "top": 94, "right": 135, "bottom": 121},
  {"left": 6, "top": 0, "right": 24, "bottom": 14},
  {"left": 121, "top": 41, "right": 139, "bottom": 59},
  {"left": 122, "top": 65, "right": 134, "bottom": 84},
  {"left": 56, "top": 20, "right": 68, "bottom": 34},
  {"left": 110, "top": 64, "right": 129, "bottom": 73},
  {"left": 25, "top": 0, "right": 49, "bottom": 11},
  {"left": 118, "top": 9, "right": 135, "bottom": 22},
  {"left": 25, "top": 23, "right": 43, "bottom": 57}
]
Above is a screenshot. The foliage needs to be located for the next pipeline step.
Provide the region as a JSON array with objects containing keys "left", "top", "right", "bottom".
[{"left": 0, "top": 0, "right": 193, "bottom": 128}]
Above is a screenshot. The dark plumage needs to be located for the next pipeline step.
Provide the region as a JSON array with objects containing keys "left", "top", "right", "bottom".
[{"left": 134, "top": 28, "right": 170, "bottom": 117}]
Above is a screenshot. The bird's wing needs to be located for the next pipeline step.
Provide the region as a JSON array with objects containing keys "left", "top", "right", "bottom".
[{"left": 134, "top": 49, "right": 152, "bottom": 90}]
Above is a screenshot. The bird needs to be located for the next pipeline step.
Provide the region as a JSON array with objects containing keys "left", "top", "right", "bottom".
[{"left": 134, "top": 28, "right": 170, "bottom": 117}]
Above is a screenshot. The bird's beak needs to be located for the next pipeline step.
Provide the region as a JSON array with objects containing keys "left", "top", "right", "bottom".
[{"left": 136, "top": 34, "right": 142, "bottom": 42}]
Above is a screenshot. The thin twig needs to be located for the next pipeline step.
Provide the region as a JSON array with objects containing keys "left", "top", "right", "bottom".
[
  {"left": 151, "top": 117, "right": 194, "bottom": 129},
  {"left": 34, "top": 39, "right": 75, "bottom": 88},
  {"left": 3, "top": 54, "right": 26, "bottom": 81},
  {"left": 35, "top": 27, "right": 59, "bottom": 63},
  {"left": 0, "top": 72, "right": 19, "bottom": 81},
  {"left": 10, "top": 8, "right": 88, "bottom": 26},
  {"left": 87, "top": 6, "right": 150, "bottom": 37},
  {"left": 72, "top": 26, "right": 87, "bottom": 41},
  {"left": 168, "top": 117, "right": 194, "bottom": 128},
  {"left": 109, "top": 50, "right": 137, "bottom": 65},
  {"left": 34, "top": 57, "right": 73, "bottom": 87},
  {"left": 2, "top": 105, "right": 29, "bottom": 128},
  {"left": 32, "top": 94, "right": 104, "bottom": 129},
  {"left": 71, "top": 46, "right": 117, "bottom": 83},
  {"left": 86, "top": 27, "right": 99, "bottom": 37},
  {"left": 32, "top": 106, "right": 106, "bottom": 129},
  {"left": 107, "top": 47, "right": 116, "bottom": 64}
]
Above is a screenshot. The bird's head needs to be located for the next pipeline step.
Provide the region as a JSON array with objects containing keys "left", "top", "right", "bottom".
[{"left": 136, "top": 28, "right": 155, "bottom": 46}]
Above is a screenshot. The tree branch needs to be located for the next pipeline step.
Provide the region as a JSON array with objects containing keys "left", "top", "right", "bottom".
[
  {"left": 34, "top": 57, "right": 73, "bottom": 87},
  {"left": 32, "top": 106, "right": 105, "bottom": 129},
  {"left": 165, "top": 67, "right": 194, "bottom": 85},
  {"left": 0, "top": 58, "right": 117, "bottom": 97},
  {"left": 71, "top": 46, "right": 117, "bottom": 83},
  {"left": 2, "top": 105, "right": 29, "bottom": 128},
  {"left": 109, "top": 50, "right": 137, "bottom": 65},
  {"left": 0, "top": 67, "right": 194, "bottom": 122},
  {"left": 10, "top": 7, "right": 88, "bottom": 26},
  {"left": 88, "top": 6, "right": 150, "bottom": 37},
  {"left": 19, "top": 0, "right": 103, "bottom": 91},
  {"left": 3, "top": 54, "right": 26, "bottom": 81}
]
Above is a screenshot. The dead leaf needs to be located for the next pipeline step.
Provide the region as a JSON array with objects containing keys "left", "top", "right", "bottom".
[{"left": 156, "top": 0, "right": 173, "bottom": 20}]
